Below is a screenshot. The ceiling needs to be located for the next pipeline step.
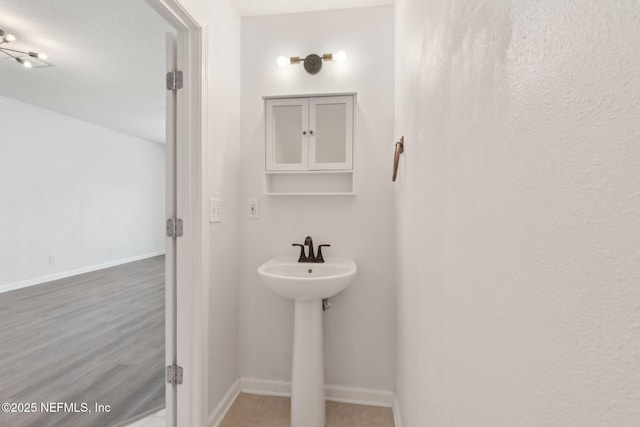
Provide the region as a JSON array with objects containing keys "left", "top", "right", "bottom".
[
  {"left": 232, "top": 0, "right": 393, "bottom": 17},
  {"left": 0, "top": 0, "right": 174, "bottom": 144},
  {"left": 0, "top": 0, "right": 393, "bottom": 143}
]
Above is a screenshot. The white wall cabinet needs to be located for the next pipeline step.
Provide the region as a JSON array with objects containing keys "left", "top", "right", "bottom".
[
  {"left": 264, "top": 94, "right": 355, "bottom": 195},
  {"left": 266, "top": 95, "right": 354, "bottom": 172}
]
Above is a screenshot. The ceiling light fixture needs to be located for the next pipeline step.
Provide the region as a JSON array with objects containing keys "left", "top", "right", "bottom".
[
  {"left": 277, "top": 50, "right": 347, "bottom": 75},
  {"left": 0, "top": 28, "right": 48, "bottom": 69}
]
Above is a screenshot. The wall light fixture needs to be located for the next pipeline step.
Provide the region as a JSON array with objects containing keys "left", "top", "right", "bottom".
[
  {"left": 0, "top": 29, "right": 48, "bottom": 69},
  {"left": 277, "top": 50, "right": 347, "bottom": 75}
]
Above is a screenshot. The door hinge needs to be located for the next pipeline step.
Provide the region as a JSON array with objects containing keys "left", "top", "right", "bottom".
[
  {"left": 166, "top": 70, "right": 183, "bottom": 90},
  {"left": 166, "top": 364, "right": 183, "bottom": 385},
  {"left": 166, "top": 218, "right": 183, "bottom": 238}
]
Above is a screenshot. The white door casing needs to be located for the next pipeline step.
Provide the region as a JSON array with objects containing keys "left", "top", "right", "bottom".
[{"left": 145, "top": 1, "right": 208, "bottom": 426}]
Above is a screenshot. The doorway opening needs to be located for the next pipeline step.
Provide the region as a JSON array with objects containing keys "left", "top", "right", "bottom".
[{"left": 0, "top": 0, "right": 189, "bottom": 425}]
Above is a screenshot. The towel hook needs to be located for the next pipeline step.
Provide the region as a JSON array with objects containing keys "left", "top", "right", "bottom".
[{"left": 392, "top": 136, "right": 404, "bottom": 182}]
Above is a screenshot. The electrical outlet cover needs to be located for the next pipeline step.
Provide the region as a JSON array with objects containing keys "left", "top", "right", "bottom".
[{"left": 248, "top": 199, "right": 260, "bottom": 219}]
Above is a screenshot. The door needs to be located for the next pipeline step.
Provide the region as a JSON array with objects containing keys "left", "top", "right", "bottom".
[
  {"left": 165, "top": 32, "right": 178, "bottom": 427},
  {"left": 309, "top": 95, "right": 353, "bottom": 170},
  {"left": 265, "top": 97, "right": 309, "bottom": 171}
]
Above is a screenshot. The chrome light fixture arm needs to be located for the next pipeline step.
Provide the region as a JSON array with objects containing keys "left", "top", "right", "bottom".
[{"left": 0, "top": 28, "right": 48, "bottom": 69}]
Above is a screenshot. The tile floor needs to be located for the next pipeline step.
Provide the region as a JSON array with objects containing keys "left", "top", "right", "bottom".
[
  {"left": 128, "top": 393, "right": 395, "bottom": 427},
  {"left": 220, "top": 393, "right": 394, "bottom": 427}
]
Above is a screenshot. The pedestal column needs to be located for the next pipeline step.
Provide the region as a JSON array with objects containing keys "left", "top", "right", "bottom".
[{"left": 290, "top": 299, "right": 325, "bottom": 427}]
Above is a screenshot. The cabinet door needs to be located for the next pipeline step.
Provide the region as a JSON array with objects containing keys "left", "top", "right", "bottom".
[
  {"left": 266, "top": 98, "right": 309, "bottom": 171},
  {"left": 308, "top": 95, "right": 353, "bottom": 170}
]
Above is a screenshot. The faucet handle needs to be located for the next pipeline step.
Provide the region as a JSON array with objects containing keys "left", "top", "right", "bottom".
[
  {"left": 292, "top": 243, "right": 306, "bottom": 262},
  {"left": 316, "top": 244, "right": 331, "bottom": 263}
]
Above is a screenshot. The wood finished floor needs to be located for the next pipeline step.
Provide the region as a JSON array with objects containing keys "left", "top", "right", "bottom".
[
  {"left": 220, "top": 393, "right": 395, "bottom": 427},
  {"left": 0, "top": 256, "right": 165, "bottom": 427}
]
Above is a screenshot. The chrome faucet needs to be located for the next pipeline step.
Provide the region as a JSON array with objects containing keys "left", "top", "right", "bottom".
[{"left": 291, "top": 236, "right": 330, "bottom": 263}]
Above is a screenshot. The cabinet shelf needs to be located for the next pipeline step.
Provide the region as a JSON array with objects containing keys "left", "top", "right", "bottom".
[
  {"left": 264, "top": 192, "right": 356, "bottom": 197},
  {"left": 264, "top": 171, "right": 354, "bottom": 195},
  {"left": 265, "top": 170, "right": 352, "bottom": 175}
]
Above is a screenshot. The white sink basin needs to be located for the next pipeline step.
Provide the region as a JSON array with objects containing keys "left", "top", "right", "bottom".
[
  {"left": 258, "top": 257, "right": 357, "bottom": 300},
  {"left": 257, "top": 255, "right": 357, "bottom": 427}
]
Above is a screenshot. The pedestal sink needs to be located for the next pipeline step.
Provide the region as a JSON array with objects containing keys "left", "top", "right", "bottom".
[{"left": 257, "top": 257, "right": 357, "bottom": 427}]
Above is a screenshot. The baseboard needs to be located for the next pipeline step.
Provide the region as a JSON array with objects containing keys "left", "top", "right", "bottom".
[
  {"left": 0, "top": 251, "right": 166, "bottom": 294},
  {"left": 209, "top": 377, "right": 399, "bottom": 425},
  {"left": 325, "top": 384, "right": 395, "bottom": 407},
  {"left": 208, "top": 378, "right": 240, "bottom": 427},
  {"left": 238, "top": 377, "right": 394, "bottom": 407},
  {"left": 393, "top": 394, "right": 403, "bottom": 427},
  {"left": 239, "top": 377, "right": 292, "bottom": 397}
]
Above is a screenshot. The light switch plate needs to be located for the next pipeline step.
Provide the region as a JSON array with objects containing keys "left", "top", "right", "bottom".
[{"left": 209, "top": 198, "right": 222, "bottom": 223}]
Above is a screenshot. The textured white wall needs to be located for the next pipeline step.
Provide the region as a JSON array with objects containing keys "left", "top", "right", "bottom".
[
  {"left": 0, "top": 95, "right": 165, "bottom": 288},
  {"left": 176, "top": 0, "right": 243, "bottom": 417},
  {"left": 395, "top": 0, "right": 640, "bottom": 425},
  {"left": 204, "top": 0, "right": 243, "bottom": 417},
  {"left": 240, "top": 7, "right": 396, "bottom": 390}
]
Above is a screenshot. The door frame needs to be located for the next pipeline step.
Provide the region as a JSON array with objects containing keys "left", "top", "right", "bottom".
[{"left": 144, "top": 1, "right": 208, "bottom": 426}]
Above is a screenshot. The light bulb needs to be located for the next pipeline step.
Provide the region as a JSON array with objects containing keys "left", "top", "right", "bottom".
[
  {"left": 16, "top": 57, "right": 32, "bottom": 68},
  {"left": 29, "top": 51, "right": 47, "bottom": 60},
  {"left": 277, "top": 56, "right": 290, "bottom": 67},
  {"left": 4, "top": 33, "right": 16, "bottom": 43},
  {"left": 333, "top": 50, "right": 347, "bottom": 63}
]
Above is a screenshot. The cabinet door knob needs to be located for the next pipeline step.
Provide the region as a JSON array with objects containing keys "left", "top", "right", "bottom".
[
  {"left": 309, "top": 130, "right": 314, "bottom": 135},
  {"left": 302, "top": 131, "right": 307, "bottom": 135}
]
